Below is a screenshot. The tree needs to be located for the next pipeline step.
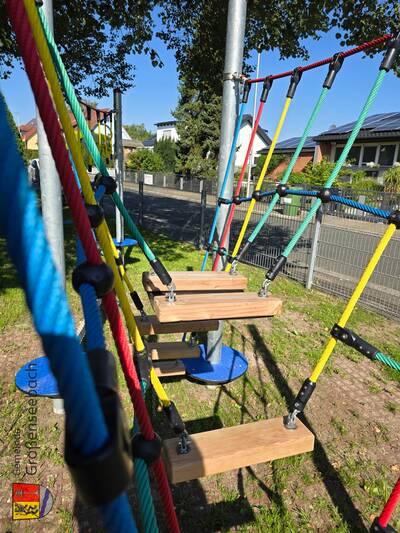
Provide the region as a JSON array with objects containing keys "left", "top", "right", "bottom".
[
  {"left": 124, "top": 123, "right": 154, "bottom": 141},
  {"left": 383, "top": 166, "right": 400, "bottom": 192},
  {"left": 154, "top": 138, "right": 177, "bottom": 172},
  {"left": 1, "top": 2, "right": 398, "bottom": 98},
  {"left": 286, "top": 158, "right": 365, "bottom": 186},
  {"left": 1, "top": 93, "right": 26, "bottom": 164},
  {"left": 173, "top": 86, "right": 221, "bottom": 178},
  {"left": 126, "top": 149, "right": 165, "bottom": 172}
]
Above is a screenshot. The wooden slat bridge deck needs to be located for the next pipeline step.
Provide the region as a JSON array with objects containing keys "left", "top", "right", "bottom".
[
  {"left": 143, "top": 271, "right": 248, "bottom": 293},
  {"left": 147, "top": 341, "right": 200, "bottom": 360},
  {"left": 136, "top": 315, "right": 219, "bottom": 336}
]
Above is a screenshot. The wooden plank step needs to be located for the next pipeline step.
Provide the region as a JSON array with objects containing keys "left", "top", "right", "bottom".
[
  {"left": 152, "top": 292, "right": 282, "bottom": 323},
  {"left": 136, "top": 315, "right": 219, "bottom": 335},
  {"left": 143, "top": 271, "right": 247, "bottom": 293},
  {"left": 163, "top": 417, "right": 314, "bottom": 484},
  {"left": 148, "top": 342, "right": 200, "bottom": 361},
  {"left": 153, "top": 361, "right": 186, "bottom": 378}
]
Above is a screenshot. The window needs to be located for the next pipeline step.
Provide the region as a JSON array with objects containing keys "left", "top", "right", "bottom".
[
  {"left": 378, "top": 145, "right": 396, "bottom": 166},
  {"left": 334, "top": 145, "right": 361, "bottom": 164},
  {"left": 162, "top": 129, "right": 172, "bottom": 140},
  {"left": 362, "top": 145, "right": 377, "bottom": 165}
]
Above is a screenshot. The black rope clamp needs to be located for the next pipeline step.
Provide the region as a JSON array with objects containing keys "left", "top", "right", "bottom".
[
  {"left": 331, "top": 324, "right": 378, "bottom": 360},
  {"left": 323, "top": 52, "right": 344, "bottom": 89},
  {"left": 131, "top": 432, "right": 162, "bottom": 464},
  {"left": 380, "top": 33, "right": 400, "bottom": 72},
  {"left": 85, "top": 203, "right": 104, "bottom": 228},
  {"left": 266, "top": 254, "right": 287, "bottom": 281},
  {"left": 287, "top": 67, "right": 302, "bottom": 99},
  {"left": 292, "top": 378, "right": 316, "bottom": 413},
  {"left": 252, "top": 190, "right": 262, "bottom": 201},
  {"left": 134, "top": 349, "right": 152, "bottom": 386},
  {"left": 242, "top": 81, "right": 251, "bottom": 104},
  {"left": 150, "top": 258, "right": 173, "bottom": 287},
  {"left": 94, "top": 173, "right": 117, "bottom": 195},
  {"left": 217, "top": 247, "right": 227, "bottom": 257},
  {"left": 233, "top": 196, "right": 242, "bottom": 205},
  {"left": 261, "top": 77, "right": 273, "bottom": 102},
  {"left": 72, "top": 261, "right": 114, "bottom": 297},
  {"left": 388, "top": 209, "right": 400, "bottom": 229},
  {"left": 65, "top": 349, "right": 133, "bottom": 505},
  {"left": 276, "top": 184, "right": 288, "bottom": 197},
  {"left": 370, "top": 517, "right": 397, "bottom": 533},
  {"left": 218, "top": 197, "right": 231, "bottom": 206},
  {"left": 163, "top": 402, "right": 186, "bottom": 434},
  {"left": 317, "top": 187, "right": 332, "bottom": 203}
]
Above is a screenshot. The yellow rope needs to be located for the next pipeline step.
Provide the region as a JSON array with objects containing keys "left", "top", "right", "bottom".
[
  {"left": 310, "top": 223, "right": 396, "bottom": 382},
  {"left": 25, "top": 0, "right": 171, "bottom": 406},
  {"left": 226, "top": 97, "right": 292, "bottom": 271}
]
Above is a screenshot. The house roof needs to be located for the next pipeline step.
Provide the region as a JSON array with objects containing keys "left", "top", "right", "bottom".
[
  {"left": 19, "top": 119, "right": 37, "bottom": 141},
  {"left": 155, "top": 120, "right": 177, "bottom": 128},
  {"left": 123, "top": 138, "right": 144, "bottom": 149},
  {"left": 242, "top": 114, "right": 271, "bottom": 145},
  {"left": 143, "top": 135, "right": 156, "bottom": 147},
  {"left": 274, "top": 136, "right": 316, "bottom": 153},
  {"left": 314, "top": 112, "right": 400, "bottom": 142}
]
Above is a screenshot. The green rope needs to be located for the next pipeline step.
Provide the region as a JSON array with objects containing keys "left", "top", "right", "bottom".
[
  {"left": 248, "top": 86, "right": 329, "bottom": 244},
  {"left": 283, "top": 68, "right": 386, "bottom": 258},
  {"left": 38, "top": 6, "right": 156, "bottom": 262},
  {"left": 375, "top": 352, "right": 400, "bottom": 372}
]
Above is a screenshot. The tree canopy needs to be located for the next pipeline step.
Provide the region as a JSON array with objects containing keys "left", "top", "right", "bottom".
[
  {"left": 124, "top": 123, "right": 154, "bottom": 141},
  {"left": 126, "top": 148, "right": 165, "bottom": 172},
  {"left": 1, "top": 1, "right": 398, "bottom": 98}
]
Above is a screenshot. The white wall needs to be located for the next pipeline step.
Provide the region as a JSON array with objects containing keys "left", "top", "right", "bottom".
[
  {"left": 156, "top": 124, "right": 179, "bottom": 142},
  {"left": 235, "top": 122, "right": 268, "bottom": 169}
]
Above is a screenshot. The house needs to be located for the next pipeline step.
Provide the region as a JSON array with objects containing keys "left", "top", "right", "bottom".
[
  {"left": 313, "top": 112, "right": 400, "bottom": 181},
  {"left": 151, "top": 115, "right": 271, "bottom": 170},
  {"left": 19, "top": 119, "right": 38, "bottom": 150},
  {"left": 258, "top": 136, "right": 316, "bottom": 179}
]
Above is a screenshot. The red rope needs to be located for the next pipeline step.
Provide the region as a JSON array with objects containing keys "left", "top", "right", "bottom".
[
  {"left": 212, "top": 100, "right": 266, "bottom": 271},
  {"left": 249, "top": 34, "right": 393, "bottom": 84},
  {"left": 378, "top": 476, "right": 400, "bottom": 527},
  {"left": 7, "top": 1, "right": 179, "bottom": 530}
]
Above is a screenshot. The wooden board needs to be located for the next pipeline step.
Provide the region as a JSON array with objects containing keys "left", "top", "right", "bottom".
[
  {"left": 148, "top": 341, "right": 200, "bottom": 361},
  {"left": 153, "top": 361, "right": 186, "bottom": 378},
  {"left": 136, "top": 315, "right": 219, "bottom": 335},
  {"left": 143, "top": 271, "right": 247, "bottom": 293},
  {"left": 163, "top": 417, "right": 314, "bottom": 484},
  {"left": 152, "top": 292, "right": 282, "bottom": 323}
]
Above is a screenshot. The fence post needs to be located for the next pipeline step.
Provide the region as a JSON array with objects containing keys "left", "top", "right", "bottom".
[
  {"left": 306, "top": 205, "right": 323, "bottom": 289},
  {"left": 163, "top": 175, "right": 166, "bottom": 188},
  {"left": 179, "top": 176, "right": 184, "bottom": 190},
  {"left": 138, "top": 180, "right": 144, "bottom": 227},
  {"left": 198, "top": 182, "right": 207, "bottom": 249}
]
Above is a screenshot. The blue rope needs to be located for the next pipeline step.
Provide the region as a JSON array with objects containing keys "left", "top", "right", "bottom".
[
  {"left": 330, "top": 194, "right": 390, "bottom": 219},
  {"left": 0, "top": 96, "right": 137, "bottom": 531},
  {"left": 201, "top": 101, "right": 246, "bottom": 270},
  {"left": 286, "top": 189, "right": 318, "bottom": 197}
]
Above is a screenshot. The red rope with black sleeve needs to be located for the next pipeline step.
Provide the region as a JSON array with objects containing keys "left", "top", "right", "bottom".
[
  {"left": 249, "top": 34, "right": 392, "bottom": 84},
  {"left": 6, "top": 1, "right": 179, "bottom": 530}
]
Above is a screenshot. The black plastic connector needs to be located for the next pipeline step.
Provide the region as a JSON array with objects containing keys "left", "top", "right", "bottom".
[
  {"left": 323, "top": 53, "right": 344, "bottom": 89},
  {"left": 261, "top": 77, "right": 273, "bottom": 102},
  {"left": 370, "top": 517, "right": 397, "bottom": 533},
  {"left": 85, "top": 203, "right": 104, "bottom": 228},
  {"left": 276, "top": 184, "right": 288, "bottom": 197},
  {"left": 218, "top": 197, "right": 231, "bottom": 206},
  {"left": 114, "top": 255, "right": 123, "bottom": 266},
  {"left": 266, "top": 254, "right": 287, "bottom": 281},
  {"left": 131, "top": 432, "right": 162, "bottom": 464},
  {"left": 94, "top": 173, "right": 117, "bottom": 195},
  {"left": 72, "top": 261, "right": 114, "bottom": 297},
  {"left": 65, "top": 349, "right": 132, "bottom": 505},
  {"left": 317, "top": 187, "right": 332, "bottom": 203},
  {"left": 252, "top": 190, "right": 262, "bottom": 201},
  {"left": 388, "top": 209, "right": 400, "bottom": 229},
  {"left": 292, "top": 378, "right": 316, "bottom": 413},
  {"left": 130, "top": 291, "right": 144, "bottom": 312},
  {"left": 380, "top": 33, "right": 400, "bottom": 72},
  {"left": 331, "top": 324, "right": 378, "bottom": 360},
  {"left": 217, "top": 247, "right": 227, "bottom": 257},
  {"left": 237, "top": 241, "right": 251, "bottom": 262},
  {"left": 163, "top": 402, "right": 186, "bottom": 434},
  {"left": 149, "top": 258, "right": 172, "bottom": 286},
  {"left": 287, "top": 68, "right": 303, "bottom": 98},
  {"left": 242, "top": 81, "right": 251, "bottom": 104},
  {"left": 233, "top": 196, "right": 242, "bottom": 205},
  {"left": 134, "top": 349, "right": 152, "bottom": 387}
]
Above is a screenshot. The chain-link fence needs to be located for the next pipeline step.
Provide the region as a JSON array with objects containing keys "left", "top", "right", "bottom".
[{"left": 123, "top": 172, "right": 400, "bottom": 320}]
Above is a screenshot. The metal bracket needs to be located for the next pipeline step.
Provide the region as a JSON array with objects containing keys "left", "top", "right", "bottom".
[
  {"left": 223, "top": 71, "right": 244, "bottom": 82},
  {"left": 166, "top": 283, "right": 177, "bottom": 303},
  {"left": 258, "top": 279, "right": 271, "bottom": 298},
  {"left": 229, "top": 260, "right": 239, "bottom": 275},
  {"left": 177, "top": 431, "right": 191, "bottom": 455},
  {"left": 284, "top": 409, "right": 300, "bottom": 430}
]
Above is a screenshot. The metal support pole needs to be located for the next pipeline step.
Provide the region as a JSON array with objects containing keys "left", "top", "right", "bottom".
[
  {"left": 306, "top": 205, "right": 323, "bottom": 289},
  {"left": 138, "top": 180, "right": 144, "bottom": 226},
  {"left": 199, "top": 182, "right": 207, "bottom": 250},
  {"left": 246, "top": 51, "right": 260, "bottom": 197},
  {"left": 206, "top": 0, "right": 247, "bottom": 366},
  {"left": 114, "top": 88, "right": 124, "bottom": 246},
  {"left": 36, "top": 0, "right": 65, "bottom": 414}
]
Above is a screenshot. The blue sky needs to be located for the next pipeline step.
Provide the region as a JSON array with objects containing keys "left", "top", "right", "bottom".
[{"left": 1, "top": 28, "right": 399, "bottom": 140}]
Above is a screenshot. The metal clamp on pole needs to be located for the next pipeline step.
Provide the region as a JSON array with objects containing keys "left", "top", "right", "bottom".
[
  {"left": 330, "top": 324, "right": 379, "bottom": 360},
  {"left": 380, "top": 32, "right": 400, "bottom": 72}
]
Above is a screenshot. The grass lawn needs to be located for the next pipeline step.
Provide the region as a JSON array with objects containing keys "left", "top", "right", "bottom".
[{"left": 0, "top": 222, "right": 399, "bottom": 532}]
